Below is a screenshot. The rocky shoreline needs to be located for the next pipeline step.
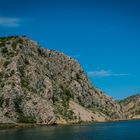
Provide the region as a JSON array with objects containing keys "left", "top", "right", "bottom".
[{"left": 1, "top": 119, "right": 140, "bottom": 130}]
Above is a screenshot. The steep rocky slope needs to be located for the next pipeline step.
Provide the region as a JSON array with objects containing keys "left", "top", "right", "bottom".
[
  {"left": 120, "top": 94, "right": 140, "bottom": 119},
  {"left": 0, "top": 36, "right": 125, "bottom": 124}
]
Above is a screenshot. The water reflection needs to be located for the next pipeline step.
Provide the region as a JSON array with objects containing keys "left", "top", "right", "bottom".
[{"left": 0, "top": 121, "right": 140, "bottom": 140}]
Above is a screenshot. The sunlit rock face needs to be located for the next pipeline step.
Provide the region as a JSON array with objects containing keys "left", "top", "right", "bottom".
[{"left": 0, "top": 36, "right": 126, "bottom": 124}]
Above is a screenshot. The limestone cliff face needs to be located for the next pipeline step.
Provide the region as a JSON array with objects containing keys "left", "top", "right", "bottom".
[
  {"left": 120, "top": 94, "right": 140, "bottom": 119},
  {"left": 0, "top": 36, "right": 125, "bottom": 124}
]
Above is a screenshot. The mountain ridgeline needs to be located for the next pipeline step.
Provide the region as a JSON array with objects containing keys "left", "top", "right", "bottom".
[{"left": 0, "top": 36, "right": 139, "bottom": 124}]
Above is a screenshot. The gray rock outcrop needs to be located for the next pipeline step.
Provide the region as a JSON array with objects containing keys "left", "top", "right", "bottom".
[{"left": 0, "top": 36, "right": 127, "bottom": 124}]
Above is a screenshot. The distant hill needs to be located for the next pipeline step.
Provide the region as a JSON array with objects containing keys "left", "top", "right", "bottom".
[
  {"left": 0, "top": 36, "right": 137, "bottom": 125},
  {"left": 120, "top": 94, "right": 140, "bottom": 119}
]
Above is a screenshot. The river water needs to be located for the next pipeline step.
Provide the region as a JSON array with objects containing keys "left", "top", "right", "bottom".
[{"left": 0, "top": 120, "right": 140, "bottom": 140}]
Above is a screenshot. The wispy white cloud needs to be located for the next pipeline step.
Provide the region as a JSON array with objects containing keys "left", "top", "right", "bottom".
[
  {"left": 0, "top": 17, "right": 21, "bottom": 27},
  {"left": 87, "top": 70, "right": 130, "bottom": 78},
  {"left": 69, "top": 54, "right": 80, "bottom": 58}
]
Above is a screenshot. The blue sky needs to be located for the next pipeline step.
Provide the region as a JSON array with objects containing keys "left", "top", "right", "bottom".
[{"left": 0, "top": 0, "right": 140, "bottom": 99}]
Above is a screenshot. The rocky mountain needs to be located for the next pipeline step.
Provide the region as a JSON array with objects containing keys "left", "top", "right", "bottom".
[
  {"left": 0, "top": 36, "right": 126, "bottom": 124},
  {"left": 120, "top": 94, "right": 140, "bottom": 119}
]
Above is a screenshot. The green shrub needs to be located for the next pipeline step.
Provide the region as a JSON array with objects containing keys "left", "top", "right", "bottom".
[
  {"left": 0, "top": 72, "right": 4, "bottom": 79},
  {"left": 12, "top": 42, "right": 17, "bottom": 50},
  {"left": 0, "top": 83, "right": 4, "bottom": 88},
  {"left": 21, "top": 79, "right": 30, "bottom": 89},
  {"left": 11, "top": 82, "right": 15, "bottom": 87},
  {"left": 14, "top": 97, "right": 22, "bottom": 113},
  {"left": 19, "top": 66, "right": 24, "bottom": 76},
  {"left": 10, "top": 70, "right": 15, "bottom": 76},
  {"left": 90, "top": 107, "right": 97, "bottom": 113},
  {"left": 64, "top": 89, "right": 72, "bottom": 97},
  {"left": 62, "top": 89, "right": 72, "bottom": 105},
  {"left": 24, "top": 59, "right": 29, "bottom": 65},
  {"left": 0, "top": 41, "right": 5, "bottom": 47},
  {"left": 76, "top": 73, "right": 81, "bottom": 80},
  {"left": 8, "top": 51, "right": 15, "bottom": 57},
  {"left": 3, "top": 60, "right": 10, "bottom": 68},
  {"left": 77, "top": 96, "right": 84, "bottom": 107},
  {"left": 0, "top": 96, "right": 4, "bottom": 107},
  {"left": 4, "top": 73, "right": 9, "bottom": 79},
  {"left": 1, "top": 47, "right": 8, "bottom": 53},
  {"left": 5, "top": 98, "right": 9, "bottom": 107},
  {"left": 66, "top": 110, "right": 74, "bottom": 120},
  {"left": 38, "top": 48, "right": 46, "bottom": 56},
  {"left": 18, "top": 114, "right": 36, "bottom": 123},
  {"left": 18, "top": 38, "right": 24, "bottom": 44}
]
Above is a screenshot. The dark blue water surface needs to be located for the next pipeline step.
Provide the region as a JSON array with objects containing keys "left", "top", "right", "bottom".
[{"left": 0, "top": 120, "right": 140, "bottom": 140}]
